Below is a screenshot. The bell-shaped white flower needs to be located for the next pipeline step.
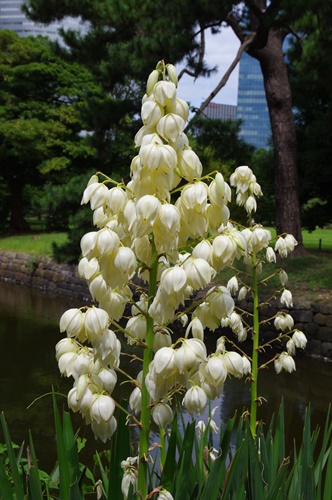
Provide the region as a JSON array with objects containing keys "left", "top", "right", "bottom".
[
  {"left": 274, "top": 352, "right": 296, "bottom": 374},
  {"left": 136, "top": 194, "right": 161, "bottom": 224},
  {"left": 242, "top": 356, "right": 251, "bottom": 375},
  {"left": 153, "top": 80, "right": 176, "bottom": 106},
  {"left": 286, "top": 338, "right": 296, "bottom": 355},
  {"left": 185, "top": 317, "right": 204, "bottom": 341},
  {"left": 168, "top": 97, "right": 189, "bottom": 121},
  {"left": 178, "top": 149, "right": 202, "bottom": 181},
  {"left": 78, "top": 257, "right": 100, "bottom": 281},
  {"left": 91, "top": 416, "right": 117, "bottom": 443},
  {"left": 141, "top": 99, "right": 164, "bottom": 126},
  {"left": 55, "top": 338, "right": 79, "bottom": 360},
  {"left": 200, "top": 354, "right": 227, "bottom": 386},
  {"left": 227, "top": 276, "right": 239, "bottom": 295},
  {"left": 58, "top": 352, "right": 78, "bottom": 377},
  {"left": 125, "top": 315, "right": 147, "bottom": 344},
  {"left": 251, "top": 226, "right": 272, "bottom": 252},
  {"left": 156, "top": 113, "right": 185, "bottom": 142},
  {"left": 80, "top": 231, "right": 98, "bottom": 259},
  {"left": 59, "top": 308, "right": 84, "bottom": 338},
  {"left": 85, "top": 307, "right": 109, "bottom": 340},
  {"left": 280, "top": 289, "right": 293, "bottom": 308},
  {"left": 292, "top": 330, "right": 307, "bottom": 349},
  {"left": 275, "top": 237, "right": 288, "bottom": 258},
  {"left": 279, "top": 269, "right": 288, "bottom": 286},
  {"left": 153, "top": 329, "right": 172, "bottom": 351},
  {"left": 97, "top": 368, "right": 117, "bottom": 394},
  {"left": 174, "top": 338, "right": 206, "bottom": 374},
  {"left": 192, "top": 239, "right": 213, "bottom": 263},
  {"left": 129, "top": 386, "right": 142, "bottom": 414},
  {"left": 266, "top": 246, "right": 276, "bottom": 263},
  {"left": 81, "top": 182, "right": 108, "bottom": 210},
  {"left": 159, "top": 266, "right": 187, "bottom": 306},
  {"left": 223, "top": 351, "right": 244, "bottom": 378},
  {"left": 182, "top": 385, "right": 208, "bottom": 415},
  {"left": 106, "top": 186, "right": 127, "bottom": 215},
  {"left": 284, "top": 234, "right": 298, "bottom": 252},
  {"left": 212, "top": 234, "right": 237, "bottom": 269},
  {"left": 113, "top": 247, "right": 137, "bottom": 280},
  {"left": 153, "top": 347, "right": 177, "bottom": 378},
  {"left": 238, "top": 286, "right": 248, "bottom": 301},
  {"left": 151, "top": 402, "right": 173, "bottom": 428},
  {"left": 183, "top": 257, "right": 213, "bottom": 290},
  {"left": 90, "top": 394, "right": 116, "bottom": 424},
  {"left": 208, "top": 286, "right": 235, "bottom": 319},
  {"left": 274, "top": 312, "right": 294, "bottom": 332},
  {"left": 88, "top": 274, "right": 108, "bottom": 302},
  {"left": 96, "top": 227, "right": 120, "bottom": 256},
  {"left": 245, "top": 195, "right": 257, "bottom": 213}
]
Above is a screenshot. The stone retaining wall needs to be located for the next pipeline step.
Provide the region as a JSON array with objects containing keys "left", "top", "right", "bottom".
[
  {"left": 0, "top": 251, "right": 331, "bottom": 359},
  {"left": 0, "top": 251, "right": 90, "bottom": 301}
]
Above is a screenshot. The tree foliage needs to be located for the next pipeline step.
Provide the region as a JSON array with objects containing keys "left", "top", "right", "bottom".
[
  {"left": 0, "top": 30, "right": 99, "bottom": 231},
  {"left": 25, "top": 0, "right": 318, "bottom": 248},
  {"left": 288, "top": 0, "right": 332, "bottom": 230}
]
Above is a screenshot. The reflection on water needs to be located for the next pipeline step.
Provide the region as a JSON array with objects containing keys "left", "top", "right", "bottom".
[{"left": 0, "top": 281, "right": 332, "bottom": 469}]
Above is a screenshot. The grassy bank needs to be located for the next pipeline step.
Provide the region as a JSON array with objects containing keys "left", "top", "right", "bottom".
[{"left": 0, "top": 232, "right": 68, "bottom": 258}]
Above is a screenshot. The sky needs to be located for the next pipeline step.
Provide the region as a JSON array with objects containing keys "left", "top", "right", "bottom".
[{"left": 176, "top": 27, "right": 241, "bottom": 109}]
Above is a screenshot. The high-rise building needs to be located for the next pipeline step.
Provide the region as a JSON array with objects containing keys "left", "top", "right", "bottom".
[
  {"left": 236, "top": 51, "right": 271, "bottom": 150},
  {"left": 0, "top": 0, "right": 83, "bottom": 42}
]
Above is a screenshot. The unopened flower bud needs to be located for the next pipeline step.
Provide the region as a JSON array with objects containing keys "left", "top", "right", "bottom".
[
  {"left": 146, "top": 69, "right": 160, "bottom": 95},
  {"left": 166, "top": 64, "right": 178, "bottom": 86}
]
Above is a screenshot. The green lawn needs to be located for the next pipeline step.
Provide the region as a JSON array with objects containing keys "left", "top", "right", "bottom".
[
  {"left": 266, "top": 228, "right": 332, "bottom": 251},
  {"left": 0, "top": 232, "right": 68, "bottom": 257}
]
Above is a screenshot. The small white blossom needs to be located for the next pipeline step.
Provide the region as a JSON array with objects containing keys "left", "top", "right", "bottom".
[
  {"left": 274, "top": 352, "right": 296, "bottom": 374},
  {"left": 280, "top": 289, "right": 293, "bottom": 308}
]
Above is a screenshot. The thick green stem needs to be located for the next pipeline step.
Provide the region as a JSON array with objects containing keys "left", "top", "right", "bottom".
[
  {"left": 250, "top": 250, "right": 260, "bottom": 436},
  {"left": 137, "top": 238, "right": 158, "bottom": 497}
]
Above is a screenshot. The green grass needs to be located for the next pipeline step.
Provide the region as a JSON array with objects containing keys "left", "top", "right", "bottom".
[
  {"left": 266, "top": 227, "right": 332, "bottom": 251},
  {"left": 0, "top": 232, "right": 68, "bottom": 258}
]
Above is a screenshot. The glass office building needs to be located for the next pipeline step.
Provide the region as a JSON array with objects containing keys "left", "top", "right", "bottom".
[
  {"left": 236, "top": 51, "right": 271, "bottom": 150},
  {"left": 0, "top": 0, "right": 83, "bottom": 41}
]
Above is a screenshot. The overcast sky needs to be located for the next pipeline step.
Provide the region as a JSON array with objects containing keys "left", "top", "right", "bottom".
[{"left": 176, "top": 27, "right": 240, "bottom": 109}]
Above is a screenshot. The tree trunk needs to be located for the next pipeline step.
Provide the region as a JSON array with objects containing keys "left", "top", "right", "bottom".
[
  {"left": 8, "top": 182, "right": 30, "bottom": 232},
  {"left": 250, "top": 29, "right": 305, "bottom": 252}
]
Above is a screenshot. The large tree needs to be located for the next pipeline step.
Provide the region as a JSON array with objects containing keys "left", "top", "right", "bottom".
[
  {"left": 0, "top": 30, "right": 101, "bottom": 231},
  {"left": 25, "top": 0, "right": 323, "bottom": 250},
  {"left": 287, "top": 0, "right": 332, "bottom": 230}
]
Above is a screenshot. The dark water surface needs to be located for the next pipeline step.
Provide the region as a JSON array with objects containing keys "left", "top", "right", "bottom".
[{"left": 1, "top": 280, "right": 332, "bottom": 470}]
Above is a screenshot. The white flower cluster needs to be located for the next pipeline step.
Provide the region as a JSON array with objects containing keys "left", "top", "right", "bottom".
[
  {"left": 56, "top": 62, "right": 305, "bottom": 444},
  {"left": 57, "top": 307, "right": 119, "bottom": 442},
  {"left": 230, "top": 165, "right": 262, "bottom": 213}
]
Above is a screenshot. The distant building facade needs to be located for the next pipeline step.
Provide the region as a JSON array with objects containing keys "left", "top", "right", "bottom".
[
  {"left": 204, "top": 102, "right": 237, "bottom": 122},
  {"left": 0, "top": 0, "right": 83, "bottom": 41},
  {"left": 236, "top": 51, "right": 271, "bottom": 149}
]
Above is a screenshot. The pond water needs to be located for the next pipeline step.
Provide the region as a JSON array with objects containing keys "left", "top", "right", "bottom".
[{"left": 1, "top": 280, "right": 332, "bottom": 471}]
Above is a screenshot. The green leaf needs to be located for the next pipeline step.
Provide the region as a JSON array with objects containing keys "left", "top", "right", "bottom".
[
  {"left": 108, "top": 401, "right": 130, "bottom": 500},
  {"left": 52, "top": 392, "right": 71, "bottom": 500},
  {"left": 174, "top": 421, "right": 196, "bottom": 500},
  {"left": 27, "top": 432, "right": 43, "bottom": 500},
  {"left": 0, "top": 412, "right": 25, "bottom": 500}
]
